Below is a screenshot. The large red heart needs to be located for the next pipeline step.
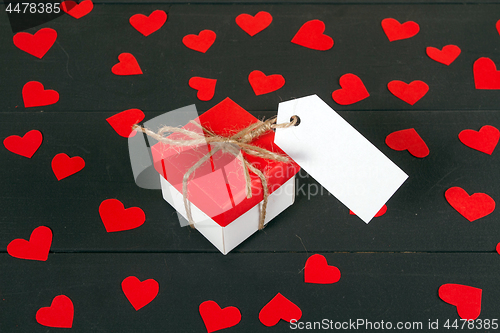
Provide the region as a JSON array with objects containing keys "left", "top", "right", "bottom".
[
  {"left": 259, "top": 293, "right": 302, "bottom": 327},
  {"left": 51, "top": 153, "right": 85, "bottom": 180},
  {"left": 473, "top": 57, "right": 500, "bottom": 90},
  {"left": 61, "top": 0, "right": 93, "bottom": 19},
  {"left": 445, "top": 187, "right": 495, "bottom": 222},
  {"left": 22, "top": 81, "right": 59, "bottom": 108},
  {"left": 350, "top": 204, "right": 387, "bottom": 218},
  {"left": 426, "top": 45, "right": 461, "bottom": 65},
  {"left": 122, "top": 276, "right": 159, "bottom": 310},
  {"left": 112, "top": 53, "right": 143, "bottom": 75},
  {"left": 304, "top": 254, "right": 341, "bottom": 284},
  {"left": 248, "top": 70, "right": 285, "bottom": 95},
  {"left": 459, "top": 125, "right": 499, "bottom": 155},
  {"left": 7, "top": 226, "right": 52, "bottom": 261},
  {"left": 331, "top": 73, "right": 369, "bottom": 105},
  {"left": 439, "top": 284, "right": 482, "bottom": 320},
  {"left": 182, "top": 30, "right": 216, "bottom": 53},
  {"left": 235, "top": 11, "right": 272, "bottom": 36},
  {"left": 291, "top": 19, "right": 334, "bottom": 51},
  {"left": 99, "top": 199, "right": 145, "bottom": 232},
  {"left": 36, "top": 295, "right": 74, "bottom": 328},
  {"left": 13, "top": 28, "right": 57, "bottom": 59},
  {"left": 199, "top": 300, "right": 241, "bottom": 333},
  {"left": 188, "top": 77, "right": 217, "bottom": 101},
  {"left": 381, "top": 18, "right": 419, "bottom": 42},
  {"left": 106, "top": 109, "right": 145, "bottom": 138},
  {"left": 386, "top": 128, "right": 429, "bottom": 158},
  {"left": 387, "top": 80, "right": 429, "bottom": 105},
  {"left": 129, "top": 10, "right": 167, "bottom": 37},
  {"left": 3, "top": 129, "right": 43, "bottom": 158}
]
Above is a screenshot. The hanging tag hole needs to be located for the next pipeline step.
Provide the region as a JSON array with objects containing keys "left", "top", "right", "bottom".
[{"left": 290, "top": 115, "right": 301, "bottom": 126}]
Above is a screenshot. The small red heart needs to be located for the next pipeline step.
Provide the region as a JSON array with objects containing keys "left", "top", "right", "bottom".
[
  {"left": 445, "top": 187, "right": 495, "bottom": 222},
  {"left": 387, "top": 80, "right": 429, "bottom": 105},
  {"left": 426, "top": 45, "right": 461, "bottom": 65},
  {"left": 259, "top": 293, "right": 302, "bottom": 327},
  {"left": 459, "top": 125, "right": 499, "bottom": 155},
  {"left": 386, "top": 128, "right": 429, "bottom": 158},
  {"left": 36, "top": 295, "right": 74, "bottom": 328},
  {"left": 235, "top": 11, "right": 272, "bottom": 37},
  {"left": 199, "top": 300, "right": 241, "bottom": 333},
  {"left": 350, "top": 204, "right": 387, "bottom": 217},
  {"left": 291, "top": 19, "right": 334, "bottom": 51},
  {"left": 188, "top": 77, "right": 217, "bottom": 101},
  {"left": 248, "top": 70, "right": 285, "bottom": 95},
  {"left": 304, "top": 254, "right": 341, "bottom": 284},
  {"left": 51, "top": 153, "right": 85, "bottom": 180},
  {"left": 439, "top": 284, "right": 482, "bottom": 320},
  {"left": 182, "top": 30, "right": 216, "bottom": 53},
  {"left": 129, "top": 10, "right": 167, "bottom": 37},
  {"left": 381, "top": 18, "right": 419, "bottom": 42},
  {"left": 22, "top": 81, "right": 59, "bottom": 108},
  {"left": 112, "top": 53, "right": 143, "bottom": 76},
  {"left": 61, "top": 0, "right": 93, "bottom": 19},
  {"left": 7, "top": 226, "right": 52, "bottom": 261},
  {"left": 473, "top": 57, "right": 500, "bottom": 90},
  {"left": 331, "top": 73, "right": 369, "bottom": 105},
  {"left": 99, "top": 199, "right": 145, "bottom": 232},
  {"left": 13, "top": 28, "right": 57, "bottom": 59},
  {"left": 496, "top": 242, "right": 500, "bottom": 255},
  {"left": 121, "top": 276, "right": 159, "bottom": 310},
  {"left": 497, "top": 20, "right": 500, "bottom": 36},
  {"left": 3, "top": 129, "right": 43, "bottom": 158},
  {"left": 106, "top": 109, "right": 145, "bottom": 138}
]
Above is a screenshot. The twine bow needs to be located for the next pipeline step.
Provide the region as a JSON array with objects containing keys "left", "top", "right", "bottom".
[{"left": 133, "top": 116, "right": 298, "bottom": 230}]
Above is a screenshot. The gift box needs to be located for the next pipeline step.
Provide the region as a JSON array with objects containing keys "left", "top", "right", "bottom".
[{"left": 149, "top": 98, "right": 300, "bottom": 254}]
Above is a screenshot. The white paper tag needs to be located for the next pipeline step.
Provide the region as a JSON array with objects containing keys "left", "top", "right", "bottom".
[{"left": 275, "top": 95, "right": 408, "bottom": 223}]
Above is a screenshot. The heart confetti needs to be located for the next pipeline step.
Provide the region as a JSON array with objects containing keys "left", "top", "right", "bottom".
[
  {"left": 439, "top": 284, "right": 482, "bottom": 320},
  {"left": 7, "top": 226, "right": 52, "bottom": 261},
  {"left": 496, "top": 242, "right": 500, "bottom": 255},
  {"left": 259, "top": 293, "right": 302, "bottom": 327},
  {"left": 387, "top": 80, "right": 429, "bottom": 105},
  {"left": 497, "top": 19, "right": 500, "bottom": 36},
  {"left": 248, "top": 70, "right": 285, "bottom": 95},
  {"left": 445, "top": 187, "right": 495, "bottom": 222},
  {"left": 458, "top": 125, "right": 499, "bottom": 155},
  {"left": 350, "top": 204, "right": 387, "bottom": 217},
  {"left": 426, "top": 45, "right": 461, "bottom": 65},
  {"left": 129, "top": 10, "right": 167, "bottom": 36},
  {"left": 182, "top": 30, "right": 216, "bottom": 53},
  {"left": 381, "top": 18, "right": 419, "bottom": 42},
  {"left": 36, "top": 295, "right": 74, "bottom": 328},
  {"left": 3, "top": 129, "right": 43, "bottom": 158},
  {"left": 199, "top": 300, "right": 242, "bottom": 333},
  {"left": 112, "top": 53, "right": 143, "bottom": 75},
  {"left": 291, "top": 19, "right": 333, "bottom": 51},
  {"left": 235, "top": 11, "right": 272, "bottom": 36},
  {"left": 304, "top": 254, "right": 341, "bottom": 284},
  {"left": 122, "top": 276, "right": 159, "bottom": 310},
  {"left": 13, "top": 28, "right": 57, "bottom": 59},
  {"left": 61, "top": 0, "right": 93, "bottom": 19},
  {"left": 188, "top": 77, "right": 217, "bottom": 101},
  {"left": 99, "top": 199, "right": 146, "bottom": 232},
  {"left": 386, "top": 128, "right": 429, "bottom": 158},
  {"left": 22, "top": 81, "right": 59, "bottom": 108},
  {"left": 331, "top": 73, "right": 369, "bottom": 105},
  {"left": 51, "top": 153, "right": 85, "bottom": 180},
  {"left": 473, "top": 57, "right": 500, "bottom": 89},
  {"left": 106, "top": 109, "right": 145, "bottom": 138}
]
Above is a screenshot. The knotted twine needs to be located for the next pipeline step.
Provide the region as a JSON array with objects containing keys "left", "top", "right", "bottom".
[{"left": 133, "top": 115, "right": 298, "bottom": 230}]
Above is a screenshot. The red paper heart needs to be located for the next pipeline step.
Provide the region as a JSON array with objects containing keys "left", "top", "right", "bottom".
[
  {"left": 350, "top": 204, "right": 387, "bottom": 217},
  {"left": 248, "top": 70, "right": 285, "bottom": 95},
  {"left": 497, "top": 20, "right": 500, "bottom": 36},
  {"left": 13, "top": 28, "right": 57, "bottom": 59},
  {"left": 439, "top": 284, "right": 482, "bottom": 320},
  {"left": 496, "top": 242, "right": 500, "bottom": 255},
  {"left": 331, "top": 73, "right": 369, "bottom": 105},
  {"left": 235, "top": 11, "right": 272, "bottom": 36},
  {"left": 459, "top": 125, "right": 499, "bottom": 155},
  {"left": 189, "top": 77, "right": 217, "bottom": 101},
  {"left": 182, "top": 30, "right": 216, "bottom": 53},
  {"left": 291, "top": 19, "right": 334, "bottom": 51},
  {"left": 61, "top": 0, "right": 93, "bottom": 19},
  {"left": 426, "top": 45, "right": 461, "bottom": 65},
  {"left": 387, "top": 80, "right": 429, "bottom": 105},
  {"left": 106, "top": 109, "right": 145, "bottom": 138},
  {"left": 199, "top": 300, "right": 242, "bottom": 333},
  {"left": 304, "top": 254, "right": 341, "bottom": 284},
  {"left": 99, "top": 199, "right": 145, "bottom": 232},
  {"left": 36, "top": 295, "right": 74, "bottom": 328},
  {"left": 473, "top": 57, "right": 500, "bottom": 90},
  {"left": 445, "top": 187, "right": 495, "bottom": 222},
  {"left": 22, "top": 81, "right": 59, "bottom": 108},
  {"left": 7, "top": 226, "right": 52, "bottom": 261},
  {"left": 112, "top": 53, "right": 143, "bottom": 76},
  {"left": 129, "top": 10, "right": 167, "bottom": 37},
  {"left": 381, "top": 18, "right": 419, "bottom": 42},
  {"left": 259, "top": 293, "right": 302, "bottom": 327},
  {"left": 122, "top": 276, "right": 159, "bottom": 310},
  {"left": 3, "top": 129, "right": 43, "bottom": 158},
  {"left": 51, "top": 153, "right": 85, "bottom": 180},
  {"left": 386, "top": 128, "right": 429, "bottom": 158}
]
